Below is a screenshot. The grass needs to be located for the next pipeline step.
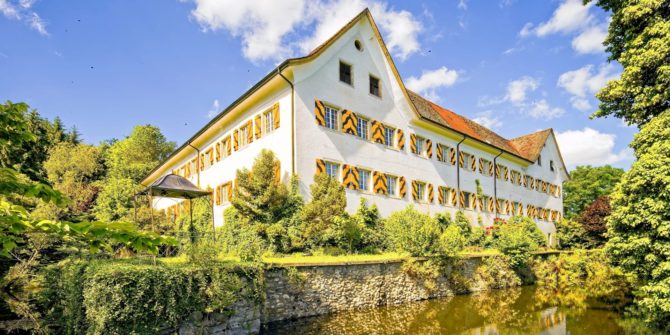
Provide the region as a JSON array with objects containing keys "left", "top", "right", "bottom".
[{"left": 263, "top": 252, "right": 409, "bottom": 265}]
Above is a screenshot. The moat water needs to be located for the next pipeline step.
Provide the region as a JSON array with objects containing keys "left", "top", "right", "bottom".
[{"left": 262, "top": 285, "right": 658, "bottom": 335}]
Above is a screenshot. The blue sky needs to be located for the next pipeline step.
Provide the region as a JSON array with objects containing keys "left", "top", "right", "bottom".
[{"left": 0, "top": 0, "right": 636, "bottom": 170}]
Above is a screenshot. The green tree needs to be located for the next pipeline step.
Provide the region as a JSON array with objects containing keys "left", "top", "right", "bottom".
[
  {"left": 606, "top": 111, "right": 670, "bottom": 330},
  {"left": 105, "top": 125, "right": 175, "bottom": 182},
  {"left": 0, "top": 101, "right": 77, "bottom": 182},
  {"left": 36, "top": 143, "right": 105, "bottom": 221},
  {"left": 562, "top": 165, "right": 624, "bottom": 219},
  {"left": 555, "top": 218, "right": 588, "bottom": 250},
  {"left": 590, "top": 0, "right": 670, "bottom": 126},
  {"left": 94, "top": 125, "right": 174, "bottom": 222},
  {"left": 298, "top": 172, "right": 347, "bottom": 249},
  {"left": 232, "top": 150, "right": 291, "bottom": 225},
  {"left": 92, "top": 177, "right": 138, "bottom": 222}
]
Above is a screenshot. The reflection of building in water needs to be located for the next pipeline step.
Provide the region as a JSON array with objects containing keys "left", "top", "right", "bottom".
[
  {"left": 462, "top": 307, "right": 567, "bottom": 335},
  {"left": 538, "top": 307, "right": 566, "bottom": 335}
]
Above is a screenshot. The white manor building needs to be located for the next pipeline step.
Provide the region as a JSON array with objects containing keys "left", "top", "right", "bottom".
[{"left": 142, "top": 9, "right": 570, "bottom": 243}]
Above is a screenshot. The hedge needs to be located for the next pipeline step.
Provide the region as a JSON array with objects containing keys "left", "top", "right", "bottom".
[{"left": 37, "top": 259, "right": 264, "bottom": 335}]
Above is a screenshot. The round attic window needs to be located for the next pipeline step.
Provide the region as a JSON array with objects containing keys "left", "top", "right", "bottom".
[{"left": 354, "top": 40, "right": 363, "bottom": 51}]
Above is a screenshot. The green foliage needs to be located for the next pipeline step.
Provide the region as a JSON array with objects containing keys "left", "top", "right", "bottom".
[
  {"left": 533, "top": 250, "right": 633, "bottom": 310},
  {"left": 37, "top": 259, "right": 263, "bottom": 334},
  {"left": 438, "top": 225, "right": 466, "bottom": 256},
  {"left": 492, "top": 217, "right": 543, "bottom": 269},
  {"left": 555, "top": 218, "right": 588, "bottom": 250},
  {"left": 297, "top": 172, "right": 346, "bottom": 249},
  {"left": 0, "top": 101, "right": 78, "bottom": 182},
  {"left": 474, "top": 255, "right": 521, "bottom": 290},
  {"left": 590, "top": 0, "right": 670, "bottom": 126},
  {"left": 562, "top": 165, "right": 624, "bottom": 219},
  {"left": 105, "top": 125, "right": 175, "bottom": 182},
  {"left": 92, "top": 177, "right": 138, "bottom": 222},
  {"left": 218, "top": 206, "right": 265, "bottom": 262},
  {"left": 383, "top": 206, "right": 441, "bottom": 256},
  {"left": 453, "top": 210, "right": 472, "bottom": 236},
  {"left": 606, "top": 111, "right": 670, "bottom": 330},
  {"left": 232, "top": 149, "right": 293, "bottom": 225},
  {"left": 39, "top": 143, "right": 105, "bottom": 221}
]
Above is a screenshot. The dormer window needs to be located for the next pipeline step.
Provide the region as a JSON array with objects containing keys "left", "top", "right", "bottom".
[
  {"left": 369, "top": 75, "right": 380, "bottom": 97},
  {"left": 339, "top": 61, "right": 352, "bottom": 86}
]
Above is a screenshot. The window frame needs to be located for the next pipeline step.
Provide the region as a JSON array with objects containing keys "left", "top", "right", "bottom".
[
  {"left": 324, "top": 161, "right": 340, "bottom": 180},
  {"left": 463, "top": 191, "right": 474, "bottom": 210},
  {"left": 262, "top": 109, "right": 274, "bottom": 136},
  {"left": 480, "top": 158, "right": 492, "bottom": 175},
  {"left": 384, "top": 126, "right": 395, "bottom": 147},
  {"left": 415, "top": 136, "right": 426, "bottom": 157},
  {"left": 239, "top": 125, "right": 250, "bottom": 148},
  {"left": 386, "top": 174, "right": 398, "bottom": 197},
  {"left": 462, "top": 152, "right": 475, "bottom": 171},
  {"left": 416, "top": 181, "right": 426, "bottom": 202},
  {"left": 339, "top": 61, "right": 353, "bottom": 86},
  {"left": 358, "top": 168, "right": 372, "bottom": 192},
  {"left": 369, "top": 74, "right": 381, "bottom": 97},
  {"left": 356, "top": 116, "right": 370, "bottom": 140},
  {"left": 324, "top": 105, "right": 339, "bottom": 130}
]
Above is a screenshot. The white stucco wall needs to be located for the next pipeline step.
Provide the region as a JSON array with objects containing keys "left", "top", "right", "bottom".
[
  {"left": 149, "top": 15, "right": 568, "bottom": 243},
  {"left": 152, "top": 87, "right": 292, "bottom": 227},
  {"left": 291, "top": 17, "right": 567, "bottom": 240}
]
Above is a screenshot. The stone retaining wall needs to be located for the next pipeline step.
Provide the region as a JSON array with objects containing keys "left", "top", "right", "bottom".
[{"left": 262, "top": 257, "right": 498, "bottom": 323}]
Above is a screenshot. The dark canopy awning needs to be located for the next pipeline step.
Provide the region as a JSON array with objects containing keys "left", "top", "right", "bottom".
[{"left": 138, "top": 174, "right": 211, "bottom": 199}]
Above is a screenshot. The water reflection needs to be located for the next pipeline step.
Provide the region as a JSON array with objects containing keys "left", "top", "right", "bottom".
[{"left": 262, "top": 286, "right": 655, "bottom": 335}]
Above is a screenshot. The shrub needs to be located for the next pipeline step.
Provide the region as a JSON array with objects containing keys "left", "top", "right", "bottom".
[
  {"left": 533, "top": 250, "right": 633, "bottom": 310},
  {"left": 383, "top": 206, "right": 441, "bottom": 256},
  {"left": 555, "top": 218, "right": 588, "bottom": 250},
  {"left": 492, "top": 218, "right": 540, "bottom": 269},
  {"left": 474, "top": 255, "right": 521, "bottom": 290},
  {"left": 438, "top": 225, "right": 466, "bottom": 256},
  {"left": 37, "top": 259, "right": 263, "bottom": 334}
]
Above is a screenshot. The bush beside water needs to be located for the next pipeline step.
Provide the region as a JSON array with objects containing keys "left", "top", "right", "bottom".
[{"left": 36, "top": 260, "right": 264, "bottom": 335}]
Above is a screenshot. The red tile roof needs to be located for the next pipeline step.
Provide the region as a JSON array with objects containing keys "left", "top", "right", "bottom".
[{"left": 407, "top": 90, "right": 551, "bottom": 162}]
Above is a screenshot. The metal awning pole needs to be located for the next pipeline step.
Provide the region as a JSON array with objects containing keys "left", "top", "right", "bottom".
[{"left": 149, "top": 195, "right": 154, "bottom": 232}]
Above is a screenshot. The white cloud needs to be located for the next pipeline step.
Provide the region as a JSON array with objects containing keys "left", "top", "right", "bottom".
[
  {"left": 556, "top": 127, "right": 633, "bottom": 168},
  {"left": 572, "top": 23, "right": 607, "bottom": 54},
  {"left": 518, "top": 22, "right": 534, "bottom": 37},
  {"left": 505, "top": 76, "right": 538, "bottom": 105},
  {"left": 519, "top": 0, "right": 608, "bottom": 55},
  {"left": 406, "top": 66, "right": 459, "bottom": 101},
  {"left": 191, "top": 0, "right": 305, "bottom": 62},
  {"left": 533, "top": 0, "right": 594, "bottom": 36},
  {"left": 527, "top": 99, "right": 564, "bottom": 119},
  {"left": 0, "top": 0, "right": 48, "bottom": 35},
  {"left": 557, "top": 63, "right": 619, "bottom": 111},
  {"left": 457, "top": 0, "right": 468, "bottom": 10},
  {"left": 206, "top": 99, "right": 221, "bottom": 118},
  {"left": 472, "top": 111, "right": 502, "bottom": 130},
  {"left": 190, "top": 0, "right": 422, "bottom": 63}
]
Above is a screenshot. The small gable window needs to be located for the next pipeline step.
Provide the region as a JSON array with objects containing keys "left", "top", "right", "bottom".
[
  {"left": 369, "top": 75, "right": 380, "bottom": 97},
  {"left": 339, "top": 61, "right": 352, "bottom": 86},
  {"left": 537, "top": 154, "right": 542, "bottom": 166},
  {"left": 550, "top": 160, "right": 555, "bottom": 172}
]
